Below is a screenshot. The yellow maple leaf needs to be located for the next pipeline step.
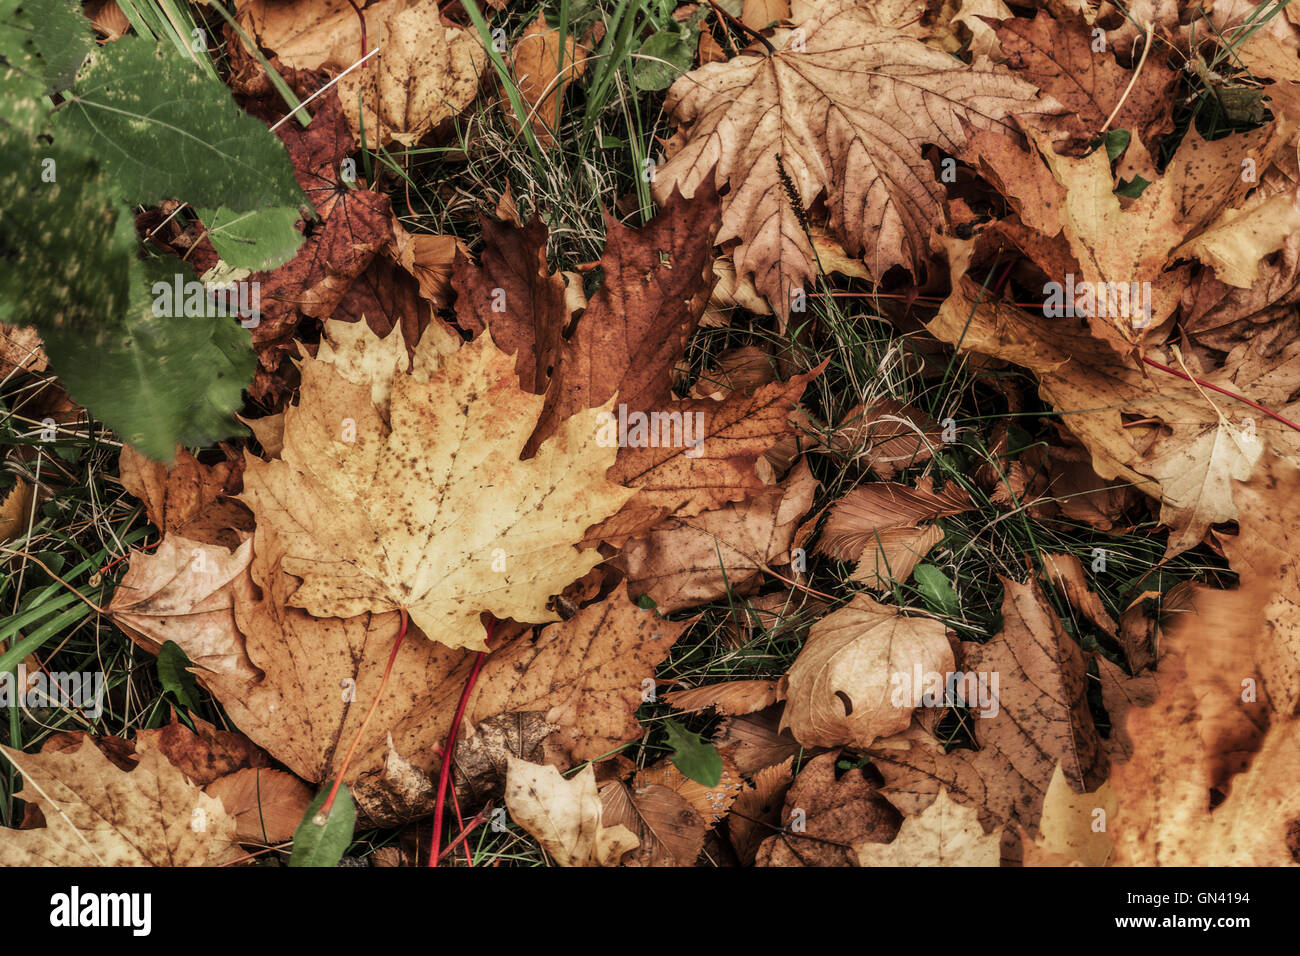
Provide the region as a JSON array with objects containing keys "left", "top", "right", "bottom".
[{"left": 240, "top": 326, "right": 633, "bottom": 651}]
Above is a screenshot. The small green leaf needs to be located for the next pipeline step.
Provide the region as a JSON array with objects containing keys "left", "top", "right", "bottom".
[
  {"left": 913, "top": 564, "right": 960, "bottom": 617},
  {"left": 632, "top": 27, "right": 697, "bottom": 92},
  {"left": 199, "top": 205, "right": 304, "bottom": 271},
  {"left": 662, "top": 718, "right": 722, "bottom": 787},
  {"left": 157, "top": 640, "right": 200, "bottom": 711},
  {"left": 1100, "top": 128, "right": 1130, "bottom": 163},
  {"left": 1115, "top": 175, "right": 1151, "bottom": 198},
  {"left": 636, "top": 593, "right": 657, "bottom": 610},
  {"left": 290, "top": 786, "right": 356, "bottom": 867}
]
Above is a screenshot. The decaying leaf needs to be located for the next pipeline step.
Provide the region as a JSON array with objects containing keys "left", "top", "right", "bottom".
[
  {"left": 0, "top": 737, "right": 240, "bottom": 866},
  {"left": 654, "top": 0, "right": 1064, "bottom": 321},
  {"left": 779, "top": 593, "right": 955, "bottom": 750},
  {"left": 504, "top": 758, "right": 639, "bottom": 867},
  {"left": 240, "top": 324, "right": 633, "bottom": 650}
]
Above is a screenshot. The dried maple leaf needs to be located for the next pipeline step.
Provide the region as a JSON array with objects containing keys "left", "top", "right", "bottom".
[
  {"left": 617, "top": 458, "right": 819, "bottom": 613},
  {"left": 240, "top": 324, "right": 632, "bottom": 650},
  {"left": 504, "top": 758, "right": 638, "bottom": 867},
  {"left": 855, "top": 787, "right": 1002, "bottom": 867},
  {"left": 1039, "top": 551, "right": 1116, "bottom": 636},
  {"left": 994, "top": 11, "right": 1178, "bottom": 152},
  {"left": 240, "top": 0, "right": 486, "bottom": 146},
  {"left": 118, "top": 445, "right": 253, "bottom": 550},
  {"left": 0, "top": 737, "right": 240, "bottom": 866},
  {"left": 869, "top": 577, "right": 1106, "bottom": 834},
  {"left": 113, "top": 526, "right": 681, "bottom": 807},
  {"left": 778, "top": 593, "right": 956, "bottom": 750},
  {"left": 928, "top": 241, "right": 1294, "bottom": 556},
  {"left": 713, "top": 704, "right": 803, "bottom": 776},
  {"left": 586, "top": 368, "right": 821, "bottom": 545},
  {"left": 526, "top": 184, "right": 723, "bottom": 455},
  {"left": 726, "top": 757, "right": 794, "bottom": 865},
  {"left": 815, "top": 479, "right": 971, "bottom": 563},
  {"left": 109, "top": 535, "right": 261, "bottom": 686},
  {"left": 653, "top": 0, "right": 1063, "bottom": 323},
  {"left": 450, "top": 214, "right": 569, "bottom": 394},
  {"left": 755, "top": 753, "right": 900, "bottom": 867}
]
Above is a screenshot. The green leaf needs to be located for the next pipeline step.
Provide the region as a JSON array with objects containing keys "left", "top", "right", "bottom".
[
  {"left": 31, "top": 220, "right": 256, "bottom": 459},
  {"left": 1100, "top": 128, "right": 1130, "bottom": 163},
  {"left": 632, "top": 27, "right": 697, "bottom": 92},
  {"left": 156, "top": 640, "right": 201, "bottom": 711},
  {"left": 913, "top": 564, "right": 960, "bottom": 617},
  {"left": 31, "top": 0, "right": 94, "bottom": 92},
  {"left": 199, "top": 205, "right": 303, "bottom": 271},
  {"left": 57, "top": 37, "right": 306, "bottom": 212},
  {"left": 662, "top": 718, "right": 722, "bottom": 786},
  {"left": 1115, "top": 175, "right": 1151, "bottom": 198},
  {"left": 290, "top": 786, "right": 356, "bottom": 867}
]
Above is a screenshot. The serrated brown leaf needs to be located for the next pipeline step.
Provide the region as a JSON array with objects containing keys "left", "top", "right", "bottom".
[
  {"left": 665, "top": 680, "right": 780, "bottom": 716},
  {"left": 599, "top": 781, "right": 706, "bottom": 866},
  {"left": 869, "top": 577, "right": 1106, "bottom": 834},
  {"left": 755, "top": 753, "right": 900, "bottom": 867},
  {"left": 526, "top": 183, "right": 722, "bottom": 455},
  {"left": 585, "top": 368, "right": 821, "bottom": 545},
  {"left": 726, "top": 757, "right": 793, "bottom": 864},
  {"left": 618, "top": 458, "right": 819, "bottom": 613},
  {"left": 654, "top": 2, "right": 1064, "bottom": 323}
]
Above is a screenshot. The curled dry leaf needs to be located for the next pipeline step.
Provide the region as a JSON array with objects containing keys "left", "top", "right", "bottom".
[
  {"left": 504, "top": 758, "right": 639, "bottom": 867},
  {"left": 1039, "top": 551, "right": 1116, "bottom": 636},
  {"left": 509, "top": 13, "right": 589, "bottom": 144},
  {"left": 664, "top": 680, "right": 780, "bottom": 716},
  {"left": 0, "top": 738, "right": 240, "bottom": 866},
  {"left": 618, "top": 458, "right": 819, "bottom": 613},
  {"left": 779, "top": 593, "right": 955, "bottom": 750},
  {"left": 756, "top": 753, "right": 901, "bottom": 867},
  {"left": 453, "top": 712, "right": 556, "bottom": 808},
  {"left": 135, "top": 711, "right": 269, "bottom": 788}
]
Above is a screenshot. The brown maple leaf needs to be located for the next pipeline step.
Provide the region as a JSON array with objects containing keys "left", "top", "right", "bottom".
[{"left": 653, "top": 1, "right": 1064, "bottom": 323}]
